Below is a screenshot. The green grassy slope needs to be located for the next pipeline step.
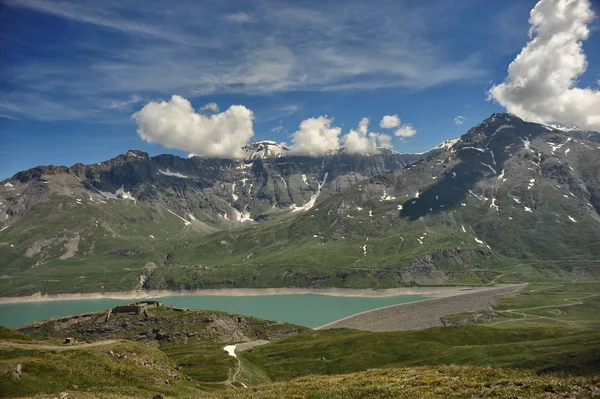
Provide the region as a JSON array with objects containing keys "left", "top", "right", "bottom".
[
  {"left": 0, "top": 194, "right": 194, "bottom": 296},
  {"left": 241, "top": 325, "right": 600, "bottom": 382},
  {"left": 0, "top": 340, "right": 202, "bottom": 398},
  {"left": 207, "top": 365, "right": 600, "bottom": 399}
]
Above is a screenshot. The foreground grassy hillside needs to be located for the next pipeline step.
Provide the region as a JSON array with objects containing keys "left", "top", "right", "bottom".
[
  {"left": 208, "top": 365, "right": 600, "bottom": 399},
  {"left": 241, "top": 325, "right": 600, "bottom": 381},
  {"left": 0, "top": 339, "right": 204, "bottom": 398},
  {"left": 2, "top": 337, "right": 599, "bottom": 398}
]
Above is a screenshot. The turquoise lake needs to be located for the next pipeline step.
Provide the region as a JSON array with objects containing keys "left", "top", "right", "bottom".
[{"left": 0, "top": 294, "right": 424, "bottom": 329}]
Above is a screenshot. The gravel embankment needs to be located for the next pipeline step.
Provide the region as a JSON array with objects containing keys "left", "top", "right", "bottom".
[{"left": 317, "top": 284, "right": 526, "bottom": 332}]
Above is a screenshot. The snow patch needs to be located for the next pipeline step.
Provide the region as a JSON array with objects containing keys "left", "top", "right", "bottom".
[
  {"left": 232, "top": 208, "right": 252, "bottom": 223},
  {"left": 223, "top": 345, "right": 236, "bottom": 358},
  {"left": 524, "top": 207, "right": 532, "bottom": 213},
  {"left": 492, "top": 124, "right": 512, "bottom": 136},
  {"left": 498, "top": 168, "right": 506, "bottom": 182},
  {"left": 381, "top": 191, "right": 395, "bottom": 201},
  {"left": 481, "top": 162, "right": 497, "bottom": 175},
  {"left": 462, "top": 146, "right": 486, "bottom": 152},
  {"left": 237, "top": 162, "right": 253, "bottom": 170},
  {"left": 468, "top": 190, "right": 482, "bottom": 201},
  {"left": 167, "top": 209, "right": 191, "bottom": 226},
  {"left": 461, "top": 225, "right": 466, "bottom": 233},
  {"left": 490, "top": 150, "right": 496, "bottom": 166},
  {"left": 490, "top": 198, "right": 499, "bottom": 211},
  {"left": 519, "top": 136, "right": 532, "bottom": 151},
  {"left": 290, "top": 173, "right": 328, "bottom": 212},
  {"left": 548, "top": 141, "right": 565, "bottom": 153},
  {"left": 474, "top": 237, "right": 484, "bottom": 244},
  {"left": 93, "top": 185, "right": 136, "bottom": 201},
  {"left": 301, "top": 174, "right": 308, "bottom": 186},
  {"left": 231, "top": 183, "right": 238, "bottom": 202},
  {"left": 158, "top": 169, "right": 189, "bottom": 178},
  {"left": 568, "top": 216, "right": 577, "bottom": 223}
]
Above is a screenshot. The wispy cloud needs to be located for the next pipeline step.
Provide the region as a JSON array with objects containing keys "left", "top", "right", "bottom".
[
  {"left": 454, "top": 115, "right": 465, "bottom": 125},
  {"left": 1, "top": 0, "right": 487, "bottom": 121},
  {"left": 223, "top": 12, "right": 254, "bottom": 23},
  {"left": 258, "top": 104, "right": 302, "bottom": 122}
]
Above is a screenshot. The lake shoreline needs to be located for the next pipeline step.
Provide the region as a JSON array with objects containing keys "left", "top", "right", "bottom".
[{"left": 0, "top": 285, "right": 518, "bottom": 304}]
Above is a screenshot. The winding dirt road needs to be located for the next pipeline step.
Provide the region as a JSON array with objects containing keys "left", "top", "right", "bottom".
[{"left": 0, "top": 339, "right": 124, "bottom": 351}]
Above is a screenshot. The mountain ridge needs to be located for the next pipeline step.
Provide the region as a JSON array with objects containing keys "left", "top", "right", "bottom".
[{"left": 1, "top": 113, "right": 599, "bottom": 295}]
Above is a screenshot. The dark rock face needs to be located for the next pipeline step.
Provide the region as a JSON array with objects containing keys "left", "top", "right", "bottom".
[
  {"left": 0, "top": 146, "right": 425, "bottom": 230},
  {"left": 18, "top": 305, "right": 309, "bottom": 343}
]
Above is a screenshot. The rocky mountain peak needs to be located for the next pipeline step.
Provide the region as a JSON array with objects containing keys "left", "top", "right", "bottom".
[
  {"left": 242, "top": 141, "right": 289, "bottom": 160},
  {"left": 548, "top": 123, "right": 582, "bottom": 132}
]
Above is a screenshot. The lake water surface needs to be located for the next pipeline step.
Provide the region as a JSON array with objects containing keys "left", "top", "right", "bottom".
[{"left": 0, "top": 294, "right": 424, "bottom": 329}]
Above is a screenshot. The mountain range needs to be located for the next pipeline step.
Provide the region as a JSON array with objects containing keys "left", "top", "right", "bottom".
[{"left": 1, "top": 113, "right": 599, "bottom": 296}]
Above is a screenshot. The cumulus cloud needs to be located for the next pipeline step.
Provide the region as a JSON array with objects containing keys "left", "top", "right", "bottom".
[
  {"left": 488, "top": 0, "right": 600, "bottom": 130},
  {"left": 394, "top": 125, "right": 417, "bottom": 137},
  {"left": 199, "top": 102, "right": 219, "bottom": 113},
  {"left": 379, "top": 114, "right": 417, "bottom": 138},
  {"left": 342, "top": 118, "right": 395, "bottom": 154},
  {"left": 376, "top": 134, "right": 394, "bottom": 150},
  {"left": 380, "top": 114, "right": 401, "bottom": 129},
  {"left": 132, "top": 95, "right": 254, "bottom": 158},
  {"left": 454, "top": 115, "right": 465, "bottom": 125},
  {"left": 289, "top": 116, "right": 342, "bottom": 156}
]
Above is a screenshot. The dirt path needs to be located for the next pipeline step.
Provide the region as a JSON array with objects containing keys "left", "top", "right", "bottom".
[
  {"left": 0, "top": 339, "right": 123, "bottom": 350},
  {"left": 487, "top": 292, "right": 599, "bottom": 327},
  {"left": 224, "top": 340, "right": 270, "bottom": 388},
  {"left": 199, "top": 340, "right": 271, "bottom": 388}
]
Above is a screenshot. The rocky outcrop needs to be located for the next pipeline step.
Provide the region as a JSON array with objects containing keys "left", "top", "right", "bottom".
[{"left": 18, "top": 305, "right": 309, "bottom": 343}]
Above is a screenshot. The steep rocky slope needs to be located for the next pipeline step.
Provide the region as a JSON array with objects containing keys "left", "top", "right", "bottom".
[
  {"left": 0, "top": 146, "right": 423, "bottom": 295},
  {"left": 1, "top": 113, "right": 599, "bottom": 295},
  {"left": 143, "top": 113, "right": 600, "bottom": 290}
]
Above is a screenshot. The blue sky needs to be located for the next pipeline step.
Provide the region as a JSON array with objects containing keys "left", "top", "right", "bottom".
[{"left": 1, "top": 0, "right": 599, "bottom": 179}]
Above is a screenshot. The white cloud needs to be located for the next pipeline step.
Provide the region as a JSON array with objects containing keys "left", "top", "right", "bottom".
[
  {"left": 223, "top": 12, "right": 253, "bottom": 23},
  {"left": 108, "top": 94, "right": 143, "bottom": 109},
  {"left": 454, "top": 115, "right": 465, "bottom": 125},
  {"left": 379, "top": 114, "right": 417, "bottom": 139},
  {"left": 343, "top": 118, "right": 378, "bottom": 154},
  {"left": 132, "top": 95, "right": 254, "bottom": 158},
  {"left": 289, "top": 116, "right": 341, "bottom": 156},
  {"left": 1, "top": 0, "right": 486, "bottom": 121},
  {"left": 380, "top": 115, "right": 401, "bottom": 129},
  {"left": 395, "top": 125, "right": 417, "bottom": 138},
  {"left": 199, "top": 102, "right": 219, "bottom": 113},
  {"left": 272, "top": 124, "right": 285, "bottom": 133},
  {"left": 377, "top": 134, "right": 394, "bottom": 150},
  {"left": 343, "top": 118, "right": 395, "bottom": 154},
  {"left": 488, "top": 0, "right": 600, "bottom": 131}
]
